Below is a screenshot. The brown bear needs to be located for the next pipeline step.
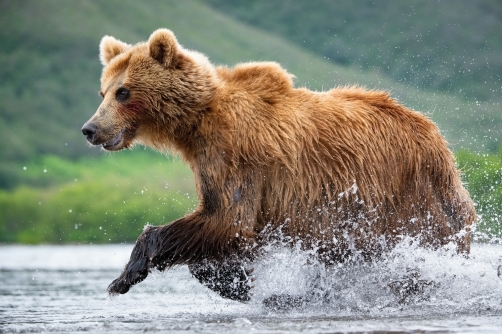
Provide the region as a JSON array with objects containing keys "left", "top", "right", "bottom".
[{"left": 82, "top": 29, "right": 476, "bottom": 302}]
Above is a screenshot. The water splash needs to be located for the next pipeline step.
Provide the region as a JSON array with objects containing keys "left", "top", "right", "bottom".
[
  {"left": 251, "top": 238, "right": 502, "bottom": 317},
  {"left": 1, "top": 244, "right": 501, "bottom": 333}
]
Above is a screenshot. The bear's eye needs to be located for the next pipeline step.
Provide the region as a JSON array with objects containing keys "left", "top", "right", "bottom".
[{"left": 115, "top": 87, "right": 130, "bottom": 102}]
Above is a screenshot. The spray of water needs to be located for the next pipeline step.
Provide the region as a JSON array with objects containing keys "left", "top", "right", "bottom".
[{"left": 250, "top": 234, "right": 502, "bottom": 317}]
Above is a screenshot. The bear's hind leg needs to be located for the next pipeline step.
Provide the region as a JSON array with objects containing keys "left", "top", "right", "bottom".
[{"left": 189, "top": 257, "right": 254, "bottom": 302}]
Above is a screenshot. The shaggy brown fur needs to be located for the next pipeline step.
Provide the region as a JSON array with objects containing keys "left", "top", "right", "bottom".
[{"left": 82, "top": 29, "right": 476, "bottom": 301}]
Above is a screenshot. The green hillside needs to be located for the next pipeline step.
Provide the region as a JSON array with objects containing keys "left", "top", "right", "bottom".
[
  {"left": 1, "top": 0, "right": 500, "bottom": 189},
  {"left": 206, "top": 0, "right": 502, "bottom": 102}
]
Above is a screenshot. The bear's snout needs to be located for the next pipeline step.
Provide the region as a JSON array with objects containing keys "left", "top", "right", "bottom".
[{"left": 81, "top": 122, "right": 98, "bottom": 144}]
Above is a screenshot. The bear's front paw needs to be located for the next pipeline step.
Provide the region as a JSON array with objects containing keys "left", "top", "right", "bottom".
[
  {"left": 189, "top": 259, "right": 254, "bottom": 302},
  {"left": 108, "top": 240, "right": 151, "bottom": 295},
  {"left": 107, "top": 259, "right": 149, "bottom": 295}
]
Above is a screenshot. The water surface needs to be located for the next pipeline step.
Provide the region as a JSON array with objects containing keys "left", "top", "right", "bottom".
[{"left": 1, "top": 243, "right": 501, "bottom": 333}]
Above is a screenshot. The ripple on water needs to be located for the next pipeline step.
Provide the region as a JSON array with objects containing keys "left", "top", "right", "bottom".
[{"left": 0, "top": 243, "right": 501, "bottom": 333}]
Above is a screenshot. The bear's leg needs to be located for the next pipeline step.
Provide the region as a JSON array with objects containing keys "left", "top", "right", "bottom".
[
  {"left": 108, "top": 223, "right": 254, "bottom": 298},
  {"left": 107, "top": 226, "right": 158, "bottom": 295},
  {"left": 189, "top": 257, "right": 254, "bottom": 302}
]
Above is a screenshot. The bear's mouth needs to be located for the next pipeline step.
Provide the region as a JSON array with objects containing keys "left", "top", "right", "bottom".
[{"left": 102, "top": 131, "right": 124, "bottom": 150}]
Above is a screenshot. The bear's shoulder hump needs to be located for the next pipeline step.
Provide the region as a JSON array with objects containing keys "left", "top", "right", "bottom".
[{"left": 219, "top": 62, "right": 294, "bottom": 96}]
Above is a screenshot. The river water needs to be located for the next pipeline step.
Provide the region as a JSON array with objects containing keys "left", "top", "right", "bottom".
[{"left": 1, "top": 243, "right": 501, "bottom": 333}]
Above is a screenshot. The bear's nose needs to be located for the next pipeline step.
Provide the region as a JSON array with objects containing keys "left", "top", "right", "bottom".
[{"left": 81, "top": 122, "right": 97, "bottom": 143}]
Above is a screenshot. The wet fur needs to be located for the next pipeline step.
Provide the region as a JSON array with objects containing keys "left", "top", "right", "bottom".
[{"left": 84, "top": 29, "right": 476, "bottom": 300}]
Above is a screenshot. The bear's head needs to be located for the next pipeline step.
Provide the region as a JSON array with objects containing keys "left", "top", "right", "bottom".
[{"left": 82, "top": 29, "right": 216, "bottom": 152}]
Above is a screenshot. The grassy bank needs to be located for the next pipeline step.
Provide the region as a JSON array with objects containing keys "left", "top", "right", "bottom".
[
  {"left": 456, "top": 149, "right": 502, "bottom": 241},
  {"left": 0, "top": 150, "right": 196, "bottom": 244}
]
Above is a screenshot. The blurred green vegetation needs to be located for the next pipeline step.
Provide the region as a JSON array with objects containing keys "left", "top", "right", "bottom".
[
  {"left": 457, "top": 149, "right": 502, "bottom": 240},
  {"left": 0, "top": 0, "right": 501, "bottom": 242},
  {"left": 0, "top": 151, "right": 197, "bottom": 244},
  {"left": 206, "top": 0, "right": 502, "bottom": 102},
  {"left": 0, "top": 0, "right": 500, "bottom": 188}
]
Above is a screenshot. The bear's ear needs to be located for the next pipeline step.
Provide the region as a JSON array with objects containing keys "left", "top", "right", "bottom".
[
  {"left": 99, "top": 36, "right": 130, "bottom": 66},
  {"left": 148, "top": 28, "right": 178, "bottom": 68}
]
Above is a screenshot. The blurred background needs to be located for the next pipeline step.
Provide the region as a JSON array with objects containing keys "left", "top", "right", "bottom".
[{"left": 0, "top": 0, "right": 501, "bottom": 244}]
